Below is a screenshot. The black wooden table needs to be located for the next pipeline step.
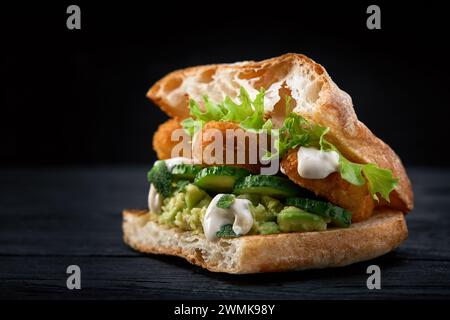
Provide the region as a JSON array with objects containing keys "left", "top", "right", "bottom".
[{"left": 1, "top": 166, "right": 449, "bottom": 299}]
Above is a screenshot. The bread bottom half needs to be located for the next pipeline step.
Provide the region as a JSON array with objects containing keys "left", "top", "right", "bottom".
[{"left": 122, "top": 208, "right": 407, "bottom": 274}]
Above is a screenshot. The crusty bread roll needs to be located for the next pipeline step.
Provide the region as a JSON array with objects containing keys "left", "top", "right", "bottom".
[
  {"left": 123, "top": 208, "right": 407, "bottom": 274},
  {"left": 124, "top": 53, "right": 413, "bottom": 273},
  {"left": 147, "top": 53, "right": 413, "bottom": 213}
]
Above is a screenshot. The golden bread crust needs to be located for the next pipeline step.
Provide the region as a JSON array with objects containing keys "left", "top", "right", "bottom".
[{"left": 123, "top": 208, "right": 408, "bottom": 274}]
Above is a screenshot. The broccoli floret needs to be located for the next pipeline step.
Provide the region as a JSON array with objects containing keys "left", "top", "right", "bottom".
[
  {"left": 216, "top": 224, "right": 239, "bottom": 238},
  {"left": 147, "top": 161, "right": 172, "bottom": 197}
]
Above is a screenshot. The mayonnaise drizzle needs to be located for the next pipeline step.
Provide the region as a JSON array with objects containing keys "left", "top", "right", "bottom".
[
  {"left": 297, "top": 147, "right": 340, "bottom": 179},
  {"left": 203, "top": 194, "right": 254, "bottom": 241},
  {"left": 148, "top": 184, "right": 163, "bottom": 214}
]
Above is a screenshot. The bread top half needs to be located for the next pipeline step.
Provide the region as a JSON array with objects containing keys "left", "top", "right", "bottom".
[{"left": 146, "top": 53, "right": 413, "bottom": 213}]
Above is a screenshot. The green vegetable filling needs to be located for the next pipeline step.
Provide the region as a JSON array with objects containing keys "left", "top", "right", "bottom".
[
  {"left": 147, "top": 162, "right": 355, "bottom": 237},
  {"left": 147, "top": 161, "right": 172, "bottom": 197},
  {"left": 152, "top": 182, "right": 335, "bottom": 237},
  {"left": 158, "top": 183, "right": 211, "bottom": 233}
]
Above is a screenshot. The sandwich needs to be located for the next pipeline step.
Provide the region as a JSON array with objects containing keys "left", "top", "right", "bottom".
[{"left": 122, "top": 53, "right": 413, "bottom": 274}]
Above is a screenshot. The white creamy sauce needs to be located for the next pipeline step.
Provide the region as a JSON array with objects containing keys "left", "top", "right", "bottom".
[
  {"left": 297, "top": 147, "right": 340, "bottom": 179},
  {"left": 148, "top": 184, "right": 163, "bottom": 214},
  {"left": 158, "top": 157, "right": 194, "bottom": 171},
  {"left": 203, "top": 194, "right": 254, "bottom": 241}
]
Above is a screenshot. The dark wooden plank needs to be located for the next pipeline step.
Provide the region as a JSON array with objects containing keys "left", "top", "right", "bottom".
[
  {"left": 0, "top": 167, "right": 147, "bottom": 256},
  {"left": 0, "top": 167, "right": 449, "bottom": 257},
  {"left": 0, "top": 167, "right": 450, "bottom": 299},
  {"left": 1, "top": 254, "right": 449, "bottom": 300}
]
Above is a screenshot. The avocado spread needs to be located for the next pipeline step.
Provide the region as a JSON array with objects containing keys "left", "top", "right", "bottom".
[
  {"left": 147, "top": 162, "right": 352, "bottom": 239},
  {"left": 153, "top": 181, "right": 290, "bottom": 235}
]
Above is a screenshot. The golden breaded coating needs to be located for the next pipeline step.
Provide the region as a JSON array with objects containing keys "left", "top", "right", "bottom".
[
  {"left": 281, "top": 149, "right": 375, "bottom": 222},
  {"left": 192, "top": 121, "right": 268, "bottom": 173},
  {"left": 152, "top": 118, "right": 190, "bottom": 160}
]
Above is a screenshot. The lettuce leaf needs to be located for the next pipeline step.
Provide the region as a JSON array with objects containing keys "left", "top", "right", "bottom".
[
  {"left": 189, "top": 96, "right": 225, "bottom": 122},
  {"left": 222, "top": 87, "right": 254, "bottom": 122},
  {"left": 361, "top": 163, "right": 398, "bottom": 202},
  {"left": 265, "top": 111, "right": 329, "bottom": 160},
  {"left": 184, "top": 87, "right": 267, "bottom": 135},
  {"left": 221, "top": 96, "right": 249, "bottom": 122},
  {"left": 240, "top": 88, "right": 266, "bottom": 131},
  {"left": 181, "top": 118, "right": 204, "bottom": 136},
  {"left": 271, "top": 112, "right": 398, "bottom": 202},
  {"left": 338, "top": 156, "right": 366, "bottom": 186},
  {"left": 337, "top": 156, "right": 398, "bottom": 201}
]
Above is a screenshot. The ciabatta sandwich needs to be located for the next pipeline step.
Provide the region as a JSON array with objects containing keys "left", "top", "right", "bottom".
[{"left": 123, "top": 53, "right": 413, "bottom": 274}]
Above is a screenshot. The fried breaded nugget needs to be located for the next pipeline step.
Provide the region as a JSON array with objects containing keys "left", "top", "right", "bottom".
[
  {"left": 152, "top": 118, "right": 190, "bottom": 160},
  {"left": 192, "top": 121, "right": 267, "bottom": 173},
  {"left": 281, "top": 148, "right": 375, "bottom": 222}
]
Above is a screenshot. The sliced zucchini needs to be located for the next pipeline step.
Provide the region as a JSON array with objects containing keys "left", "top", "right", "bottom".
[
  {"left": 285, "top": 197, "right": 352, "bottom": 227},
  {"left": 194, "top": 166, "right": 251, "bottom": 193},
  {"left": 233, "top": 175, "right": 301, "bottom": 198},
  {"left": 171, "top": 164, "right": 202, "bottom": 181}
]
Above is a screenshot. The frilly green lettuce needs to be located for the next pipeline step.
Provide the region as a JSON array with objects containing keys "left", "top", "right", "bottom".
[{"left": 182, "top": 87, "right": 268, "bottom": 135}]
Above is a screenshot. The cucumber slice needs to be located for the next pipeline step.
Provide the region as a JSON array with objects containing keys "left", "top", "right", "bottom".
[
  {"left": 171, "top": 164, "right": 202, "bottom": 181},
  {"left": 285, "top": 197, "right": 352, "bottom": 227},
  {"left": 194, "top": 166, "right": 251, "bottom": 193},
  {"left": 233, "top": 175, "right": 301, "bottom": 198}
]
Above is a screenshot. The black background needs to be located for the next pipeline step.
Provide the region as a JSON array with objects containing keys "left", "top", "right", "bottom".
[
  {"left": 1, "top": 1, "right": 449, "bottom": 166},
  {"left": 1, "top": 1, "right": 450, "bottom": 302}
]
